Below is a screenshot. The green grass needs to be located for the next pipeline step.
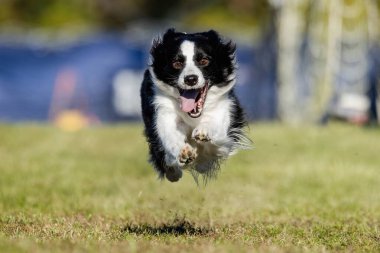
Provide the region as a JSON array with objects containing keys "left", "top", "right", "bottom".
[{"left": 0, "top": 123, "right": 380, "bottom": 252}]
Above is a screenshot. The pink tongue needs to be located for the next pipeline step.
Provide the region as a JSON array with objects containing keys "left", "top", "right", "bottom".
[{"left": 180, "top": 89, "right": 199, "bottom": 112}]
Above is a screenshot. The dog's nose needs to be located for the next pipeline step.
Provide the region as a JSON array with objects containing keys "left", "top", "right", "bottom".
[{"left": 184, "top": 75, "right": 198, "bottom": 86}]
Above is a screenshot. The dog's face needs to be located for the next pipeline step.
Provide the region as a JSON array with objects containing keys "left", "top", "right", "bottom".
[{"left": 150, "top": 28, "right": 236, "bottom": 118}]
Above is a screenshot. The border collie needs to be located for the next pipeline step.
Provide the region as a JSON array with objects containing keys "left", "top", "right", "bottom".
[{"left": 140, "top": 28, "right": 251, "bottom": 182}]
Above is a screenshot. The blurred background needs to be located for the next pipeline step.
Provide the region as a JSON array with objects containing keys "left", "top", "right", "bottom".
[{"left": 0, "top": 0, "right": 379, "bottom": 131}]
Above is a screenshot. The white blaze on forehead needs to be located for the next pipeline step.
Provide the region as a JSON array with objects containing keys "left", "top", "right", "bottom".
[
  {"left": 180, "top": 40, "right": 195, "bottom": 64},
  {"left": 178, "top": 40, "right": 205, "bottom": 88}
]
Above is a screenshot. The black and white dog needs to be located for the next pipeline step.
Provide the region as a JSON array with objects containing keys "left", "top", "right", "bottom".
[{"left": 141, "top": 28, "right": 250, "bottom": 182}]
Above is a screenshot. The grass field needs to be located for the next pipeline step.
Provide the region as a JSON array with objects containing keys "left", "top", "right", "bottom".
[{"left": 0, "top": 123, "right": 379, "bottom": 252}]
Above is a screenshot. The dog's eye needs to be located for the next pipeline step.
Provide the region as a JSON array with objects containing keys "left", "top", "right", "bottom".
[
  {"left": 172, "top": 61, "right": 183, "bottom": 70},
  {"left": 199, "top": 58, "right": 209, "bottom": 66}
]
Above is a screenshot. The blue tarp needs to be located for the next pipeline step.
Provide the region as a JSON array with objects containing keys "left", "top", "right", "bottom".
[{"left": 0, "top": 35, "right": 145, "bottom": 122}]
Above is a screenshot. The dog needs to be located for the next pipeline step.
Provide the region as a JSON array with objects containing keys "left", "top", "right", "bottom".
[{"left": 140, "top": 28, "right": 251, "bottom": 182}]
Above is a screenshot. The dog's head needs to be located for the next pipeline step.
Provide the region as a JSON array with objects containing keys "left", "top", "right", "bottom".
[{"left": 149, "top": 28, "right": 236, "bottom": 118}]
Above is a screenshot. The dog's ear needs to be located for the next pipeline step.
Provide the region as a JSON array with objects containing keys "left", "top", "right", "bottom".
[
  {"left": 203, "top": 30, "right": 220, "bottom": 43},
  {"left": 162, "top": 28, "right": 177, "bottom": 42},
  {"left": 150, "top": 35, "right": 162, "bottom": 57},
  {"left": 204, "top": 30, "right": 236, "bottom": 59},
  {"left": 222, "top": 39, "right": 236, "bottom": 59},
  {"left": 150, "top": 28, "right": 178, "bottom": 58}
]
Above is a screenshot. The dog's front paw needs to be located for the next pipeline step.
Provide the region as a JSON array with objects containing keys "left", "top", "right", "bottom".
[
  {"left": 178, "top": 143, "right": 197, "bottom": 165},
  {"left": 192, "top": 127, "right": 211, "bottom": 143}
]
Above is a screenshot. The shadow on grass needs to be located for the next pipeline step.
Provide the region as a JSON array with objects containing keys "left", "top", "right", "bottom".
[{"left": 122, "top": 218, "right": 213, "bottom": 236}]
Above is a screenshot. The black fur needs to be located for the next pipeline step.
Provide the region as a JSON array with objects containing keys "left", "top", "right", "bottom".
[
  {"left": 140, "top": 69, "right": 167, "bottom": 178},
  {"left": 228, "top": 90, "right": 248, "bottom": 143}
]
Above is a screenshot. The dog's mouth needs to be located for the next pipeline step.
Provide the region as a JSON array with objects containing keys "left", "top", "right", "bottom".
[{"left": 178, "top": 83, "right": 209, "bottom": 118}]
